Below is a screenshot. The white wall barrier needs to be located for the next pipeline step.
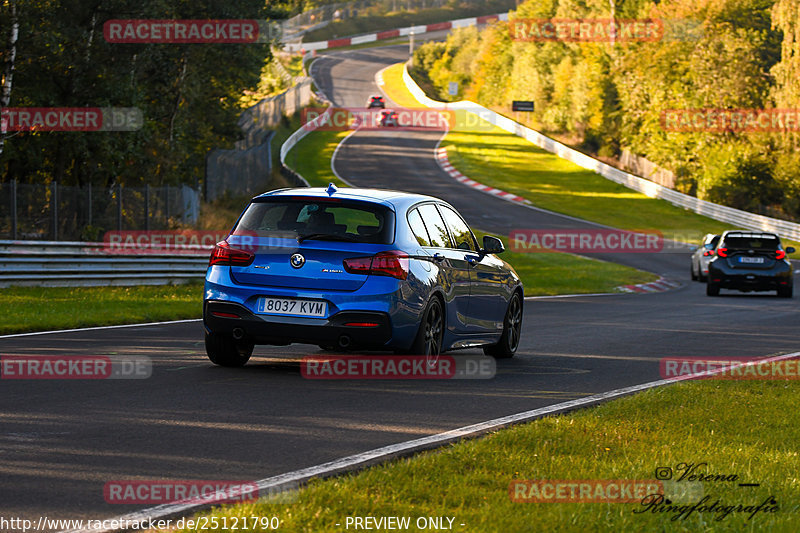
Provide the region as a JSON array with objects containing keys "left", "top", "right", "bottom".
[
  {"left": 402, "top": 64, "right": 800, "bottom": 242},
  {"left": 279, "top": 73, "right": 336, "bottom": 186},
  {"left": 285, "top": 13, "right": 509, "bottom": 53}
]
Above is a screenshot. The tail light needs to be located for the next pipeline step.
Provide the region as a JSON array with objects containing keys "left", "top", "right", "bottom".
[
  {"left": 211, "top": 311, "right": 240, "bottom": 319},
  {"left": 343, "top": 250, "right": 409, "bottom": 280},
  {"left": 776, "top": 250, "right": 786, "bottom": 260},
  {"left": 703, "top": 250, "right": 714, "bottom": 257},
  {"left": 209, "top": 241, "right": 254, "bottom": 267},
  {"left": 717, "top": 247, "right": 728, "bottom": 257}
]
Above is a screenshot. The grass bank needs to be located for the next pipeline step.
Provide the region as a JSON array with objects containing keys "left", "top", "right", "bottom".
[
  {"left": 284, "top": 127, "right": 350, "bottom": 188},
  {"left": 0, "top": 284, "right": 202, "bottom": 335},
  {"left": 285, "top": 125, "right": 657, "bottom": 295},
  {"left": 380, "top": 62, "right": 800, "bottom": 252},
  {"left": 173, "top": 378, "right": 800, "bottom": 532},
  {"left": 475, "top": 230, "right": 656, "bottom": 296}
]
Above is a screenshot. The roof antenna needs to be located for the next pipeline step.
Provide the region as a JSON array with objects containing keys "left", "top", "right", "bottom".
[{"left": 326, "top": 183, "right": 338, "bottom": 196}]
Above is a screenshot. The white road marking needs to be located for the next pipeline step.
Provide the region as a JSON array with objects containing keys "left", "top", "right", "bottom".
[
  {"left": 525, "top": 293, "right": 619, "bottom": 300},
  {"left": 59, "top": 350, "right": 800, "bottom": 533},
  {"left": 0, "top": 319, "right": 202, "bottom": 339}
]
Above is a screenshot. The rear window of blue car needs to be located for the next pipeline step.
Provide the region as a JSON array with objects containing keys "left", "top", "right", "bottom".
[{"left": 232, "top": 198, "right": 395, "bottom": 244}]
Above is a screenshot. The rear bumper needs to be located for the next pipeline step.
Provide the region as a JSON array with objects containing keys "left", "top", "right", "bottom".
[
  {"left": 204, "top": 300, "right": 393, "bottom": 348},
  {"left": 708, "top": 266, "right": 793, "bottom": 291}
]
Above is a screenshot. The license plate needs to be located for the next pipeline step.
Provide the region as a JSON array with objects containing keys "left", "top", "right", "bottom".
[
  {"left": 257, "top": 297, "right": 327, "bottom": 317},
  {"left": 739, "top": 257, "right": 765, "bottom": 264}
]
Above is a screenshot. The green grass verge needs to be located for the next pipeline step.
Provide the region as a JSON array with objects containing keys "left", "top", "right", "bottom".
[
  {"left": 284, "top": 126, "right": 350, "bottom": 188},
  {"left": 475, "top": 229, "right": 656, "bottom": 296},
  {"left": 0, "top": 284, "right": 203, "bottom": 335},
  {"left": 380, "top": 63, "right": 421, "bottom": 108},
  {"left": 175, "top": 379, "right": 800, "bottom": 532},
  {"left": 444, "top": 127, "right": 729, "bottom": 243},
  {"left": 270, "top": 108, "right": 323, "bottom": 184},
  {"left": 285, "top": 124, "right": 657, "bottom": 295}
]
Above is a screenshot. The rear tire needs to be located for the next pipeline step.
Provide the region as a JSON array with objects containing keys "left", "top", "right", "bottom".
[
  {"left": 205, "top": 332, "right": 253, "bottom": 367},
  {"left": 690, "top": 263, "right": 698, "bottom": 281},
  {"left": 409, "top": 297, "right": 444, "bottom": 357},
  {"left": 706, "top": 282, "right": 720, "bottom": 297},
  {"left": 484, "top": 292, "right": 523, "bottom": 359},
  {"left": 778, "top": 286, "right": 793, "bottom": 298}
]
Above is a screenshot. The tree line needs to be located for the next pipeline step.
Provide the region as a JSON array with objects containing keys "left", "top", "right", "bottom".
[
  {"left": 0, "top": 0, "right": 315, "bottom": 189},
  {"left": 412, "top": 0, "right": 800, "bottom": 221}
]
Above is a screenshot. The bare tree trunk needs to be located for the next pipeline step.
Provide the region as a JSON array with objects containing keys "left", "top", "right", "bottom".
[
  {"left": 0, "top": 0, "right": 20, "bottom": 161},
  {"left": 168, "top": 54, "right": 189, "bottom": 146},
  {"left": 74, "top": 9, "right": 99, "bottom": 187}
]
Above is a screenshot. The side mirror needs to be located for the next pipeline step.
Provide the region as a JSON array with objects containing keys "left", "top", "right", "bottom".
[
  {"left": 482, "top": 235, "right": 504, "bottom": 254},
  {"left": 786, "top": 247, "right": 796, "bottom": 254}
]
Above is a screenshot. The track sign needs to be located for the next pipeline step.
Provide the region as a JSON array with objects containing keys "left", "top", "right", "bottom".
[
  {"left": 448, "top": 82, "right": 459, "bottom": 96},
  {"left": 512, "top": 100, "right": 535, "bottom": 112}
]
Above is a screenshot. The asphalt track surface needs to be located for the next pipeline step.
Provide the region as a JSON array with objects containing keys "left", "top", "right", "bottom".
[{"left": 2, "top": 45, "right": 799, "bottom": 530}]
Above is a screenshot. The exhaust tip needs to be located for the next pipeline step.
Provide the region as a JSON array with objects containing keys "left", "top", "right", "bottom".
[
  {"left": 232, "top": 327, "right": 245, "bottom": 340},
  {"left": 338, "top": 335, "right": 351, "bottom": 349}
]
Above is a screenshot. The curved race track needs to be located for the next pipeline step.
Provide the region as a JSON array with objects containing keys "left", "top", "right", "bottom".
[{"left": 1, "top": 45, "right": 798, "bottom": 530}]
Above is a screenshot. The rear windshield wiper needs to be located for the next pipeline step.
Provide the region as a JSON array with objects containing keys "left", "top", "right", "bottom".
[{"left": 297, "top": 233, "right": 358, "bottom": 243}]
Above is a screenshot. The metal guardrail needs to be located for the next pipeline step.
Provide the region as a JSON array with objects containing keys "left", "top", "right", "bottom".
[
  {"left": 3, "top": 73, "right": 319, "bottom": 287},
  {"left": 0, "top": 240, "right": 209, "bottom": 287},
  {"left": 402, "top": 63, "right": 800, "bottom": 243}
]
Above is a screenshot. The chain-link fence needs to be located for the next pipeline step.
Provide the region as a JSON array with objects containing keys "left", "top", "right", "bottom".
[
  {"left": 205, "top": 77, "right": 313, "bottom": 202},
  {"left": 206, "top": 138, "right": 273, "bottom": 202},
  {"left": 0, "top": 181, "right": 200, "bottom": 241}
]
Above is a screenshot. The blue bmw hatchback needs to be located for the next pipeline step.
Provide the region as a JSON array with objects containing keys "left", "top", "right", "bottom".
[{"left": 203, "top": 185, "right": 523, "bottom": 366}]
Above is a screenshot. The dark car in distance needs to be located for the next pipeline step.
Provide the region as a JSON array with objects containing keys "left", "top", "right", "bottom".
[
  {"left": 366, "top": 95, "right": 385, "bottom": 108},
  {"left": 706, "top": 231, "right": 795, "bottom": 297},
  {"left": 380, "top": 109, "right": 399, "bottom": 127}
]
